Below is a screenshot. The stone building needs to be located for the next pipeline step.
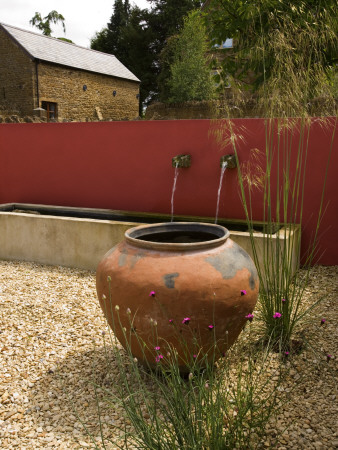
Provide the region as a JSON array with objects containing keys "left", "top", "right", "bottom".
[{"left": 0, "top": 23, "right": 140, "bottom": 121}]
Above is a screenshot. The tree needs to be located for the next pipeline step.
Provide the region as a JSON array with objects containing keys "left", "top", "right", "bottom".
[
  {"left": 166, "top": 10, "right": 215, "bottom": 103},
  {"left": 91, "top": 0, "right": 203, "bottom": 112},
  {"left": 91, "top": 2, "right": 156, "bottom": 115},
  {"left": 158, "top": 34, "right": 180, "bottom": 102},
  {"left": 204, "top": 0, "right": 338, "bottom": 115},
  {"left": 29, "top": 10, "right": 66, "bottom": 37},
  {"left": 147, "top": 1, "right": 204, "bottom": 102},
  {"left": 90, "top": 28, "right": 111, "bottom": 54},
  {"left": 107, "top": 0, "right": 130, "bottom": 61},
  {"left": 146, "top": 0, "right": 203, "bottom": 44},
  {"left": 91, "top": 1, "right": 129, "bottom": 56}
]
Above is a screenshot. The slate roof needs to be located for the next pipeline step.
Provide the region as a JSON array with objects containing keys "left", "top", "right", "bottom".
[{"left": 0, "top": 23, "right": 140, "bottom": 83}]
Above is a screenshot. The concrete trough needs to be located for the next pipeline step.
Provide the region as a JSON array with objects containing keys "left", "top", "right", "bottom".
[{"left": 0, "top": 203, "right": 300, "bottom": 274}]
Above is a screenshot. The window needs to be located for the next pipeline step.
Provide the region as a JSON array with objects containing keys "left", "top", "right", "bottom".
[
  {"left": 222, "top": 38, "right": 233, "bottom": 49},
  {"left": 213, "top": 38, "right": 233, "bottom": 49},
  {"left": 41, "top": 101, "right": 58, "bottom": 121}
]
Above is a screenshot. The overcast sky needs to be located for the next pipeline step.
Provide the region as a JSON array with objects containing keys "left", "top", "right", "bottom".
[{"left": 1, "top": 0, "right": 150, "bottom": 47}]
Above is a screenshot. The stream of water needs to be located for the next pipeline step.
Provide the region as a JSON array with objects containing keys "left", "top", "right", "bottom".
[
  {"left": 171, "top": 166, "right": 179, "bottom": 222},
  {"left": 215, "top": 161, "right": 228, "bottom": 224},
  {"left": 170, "top": 161, "right": 227, "bottom": 224}
]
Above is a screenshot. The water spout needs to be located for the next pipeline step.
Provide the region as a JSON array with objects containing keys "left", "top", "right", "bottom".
[
  {"left": 220, "top": 154, "right": 237, "bottom": 169},
  {"left": 172, "top": 154, "right": 191, "bottom": 168},
  {"left": 215, "top": 161, "right": 228, "bottom": 224}
]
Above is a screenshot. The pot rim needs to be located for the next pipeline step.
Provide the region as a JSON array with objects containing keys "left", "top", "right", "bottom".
[{"left": 125, "top": 222, "right": 230, "bottom": 251}]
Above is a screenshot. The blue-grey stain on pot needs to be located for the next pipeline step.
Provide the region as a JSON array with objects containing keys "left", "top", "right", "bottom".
[
  {"left": 206, "top": 243, "right": 258, "bottom": 290},
  {"left": 163, "top": 272, "right": 179, "bottom": 289}
]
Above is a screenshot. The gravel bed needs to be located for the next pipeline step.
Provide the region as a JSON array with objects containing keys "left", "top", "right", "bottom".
[{"left": 0, "top": 261, "right": 337, "bottom": 449}]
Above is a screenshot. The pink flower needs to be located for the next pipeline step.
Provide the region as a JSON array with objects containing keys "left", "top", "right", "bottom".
[
  {"left": 245, "top": 313, "right": 254, "bottom": 322},
  {"left": 208, "top": 324, "right": 214, "bottom": 330},
  {"left": 155, "top": 354, "right": 164, "bottom": 363},
  {"left": 193, "top": 354, "right": 197, "bottom": 359},
  {"left": 284, "top": 351, "right": 290, "bottom": 356},
  {"left": 169, "top": 319, "right": 173, "bottom": 323},
  {"left": 282, "top": 298, "right": 286, "bottom": 303},
  {"left": 149, "top": 291, "right": 156, "bottom": 297},
  {"left": 273, "top": 312, "right": 282, "bottom": 319},
  {"left": 182, "top": 317, "right": 191, "bottom": 325},
  {"left": 240, "top": 290, "right": 247, "bottom": 296},
  {"left": 321, "top": 318, "right": 326, "bottom": 325},
  {"left": 154, "top": 346, "right": 160, "bottom": 351},
  {"left": 327, "top": 354, "right": 332, "bottom": 362}
]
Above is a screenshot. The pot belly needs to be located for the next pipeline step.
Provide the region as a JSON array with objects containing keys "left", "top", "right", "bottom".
[{"left": 96, "top": 235, "right": 258, "bottom": 371}]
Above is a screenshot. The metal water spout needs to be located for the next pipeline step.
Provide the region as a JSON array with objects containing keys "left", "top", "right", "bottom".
[
  {"left": 220, "top": 154, "right": 237, "bottom": 169},
  {"left": 172, "top": 154, "right": 191, "bottom": 168}
]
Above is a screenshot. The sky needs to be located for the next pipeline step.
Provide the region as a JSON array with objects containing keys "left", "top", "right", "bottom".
[{"left": 0, "top": 0, "right": 150, "bottom": 48}]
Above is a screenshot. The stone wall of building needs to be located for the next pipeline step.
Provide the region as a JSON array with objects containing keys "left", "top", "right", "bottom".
[
  {"left": 0, "top": 28, "right": 35, "bottom": 116},
  {"left": 145, "top": 101, "right": 218, "bottom": 120},
  {"left": 145, "top": 96, "right": 337, "bottom": 121},
  {"left": 144, "top": 97, "right": 259, "bottom": 120},
  {"left": 37, "top": 62, "right": 140, "bottom": 122},
  {"left": 0, "top": 27, "right": 140, "bottom": 121}
]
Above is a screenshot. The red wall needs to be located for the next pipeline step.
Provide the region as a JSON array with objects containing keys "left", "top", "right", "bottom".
[{"left": 0, "top": 118, "right": 337, "bottom": 264}]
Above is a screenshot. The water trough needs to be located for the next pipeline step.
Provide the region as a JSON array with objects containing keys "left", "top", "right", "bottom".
[{"left": 0, "top": 203, "right": 300, "bottom": 274}]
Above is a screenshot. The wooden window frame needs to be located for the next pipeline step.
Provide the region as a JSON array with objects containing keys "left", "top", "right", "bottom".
[{"left": 41, "top": 101, "right": 58, "bottom": 121}]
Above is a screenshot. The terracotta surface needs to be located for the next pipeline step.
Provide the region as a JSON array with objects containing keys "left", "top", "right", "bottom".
[{"left": 96, "top": 223, "right": 259, "bottom": 370}]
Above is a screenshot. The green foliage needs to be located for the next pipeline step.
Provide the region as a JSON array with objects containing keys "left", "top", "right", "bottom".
[
  {"left": 90, "top": 292, "right": 284, "bottom": 449},
  {"left": 206, "top": 2, "right": 336, "bottom": 346},
  {"left": 147, "top": 1, "right": 204, "bottom": 103},
  {"left": 158, "top": 35, "right": 180, "bottom": 102},
  {"left": 211, "top": 116, "right": 336, "bottom": 349},
  {"left": 166, "top": 11, "right": 215, "bottom": 103},
  {"left": 105, "top": 0, "right": 131, "bottom": 60},
  {"left": 91, "top": 0, "right": 203, "bottom": 112},
  {"left": 206, "top": 3, "right": 337, "bottom": 347},
  {"left": 90, "top": 29, "right": 110, "bottom": 54},
  {"left": 57, "top": 37, "right": 73, "bottom": 44},
  {"left": 147, "top": 0, "right": 203, "bottom": 46},
  {"left": 91, "top": 2, "right": 154, "bottom": 115},
  {"left": 204, "top": 0, "right": 338, "bottom": 116},
  {"left": 29, "top": 10, "right": 66, "bottom": 37},
  {"left": 329, "top": 66, "right": 338, "bottom": 98}
]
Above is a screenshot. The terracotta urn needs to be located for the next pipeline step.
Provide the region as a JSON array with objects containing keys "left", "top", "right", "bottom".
[{"left": 96, "top": 222, "right": 259, "bottom": 371}]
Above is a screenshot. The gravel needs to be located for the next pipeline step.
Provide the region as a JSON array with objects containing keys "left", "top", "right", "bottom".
[{"left": 0, "top": 261, "right": 337, "bottom": 449}]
